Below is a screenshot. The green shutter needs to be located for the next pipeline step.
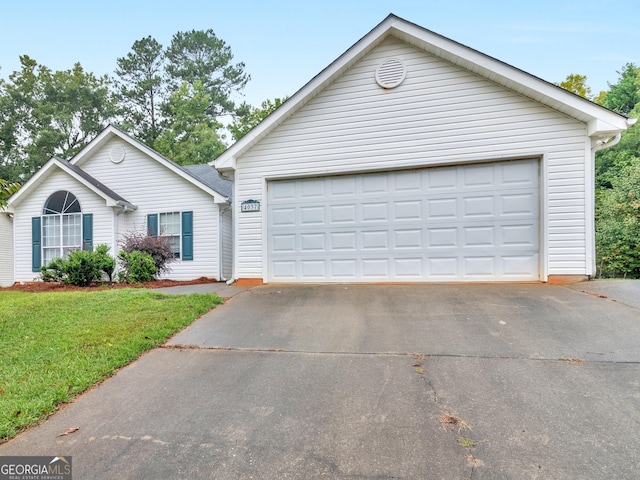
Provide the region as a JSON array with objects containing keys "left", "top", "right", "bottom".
[
  {"left": 82, "top": 214, "right": 93, "bottom": 251},
  {"left": 182, "top": 211, "right": 193, "bottom": 261},
  {"left": 32, "top": 217, "right": 41, "bottom": 272},
  {"left": 147, "top": 214, "right": 158, "bottom": 237}
]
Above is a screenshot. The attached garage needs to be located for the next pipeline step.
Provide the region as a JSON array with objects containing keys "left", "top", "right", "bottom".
[
  {"left": 268, "top": 159, "right": 539, "bottom": 282},
  {"left": 214, "top": 15, "right": 632, "bottom": 285}
]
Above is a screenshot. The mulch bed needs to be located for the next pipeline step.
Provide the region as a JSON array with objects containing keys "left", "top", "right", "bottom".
[{"left": 1, "top": 277, "right": 218, "bottom": 293}]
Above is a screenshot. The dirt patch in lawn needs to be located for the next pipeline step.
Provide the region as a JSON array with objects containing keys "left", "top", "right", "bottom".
[{"left": 1, "top": 277, "right": 218, "bottom": 293}]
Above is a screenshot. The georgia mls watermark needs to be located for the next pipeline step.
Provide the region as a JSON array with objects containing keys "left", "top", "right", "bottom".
[{"left": 0, "top": 456, "right": 72, "bottom": 480}]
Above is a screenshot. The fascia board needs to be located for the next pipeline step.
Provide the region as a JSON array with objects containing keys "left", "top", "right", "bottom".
[{"left": 391, "top": 19, "right": 628, "bottom": 131}]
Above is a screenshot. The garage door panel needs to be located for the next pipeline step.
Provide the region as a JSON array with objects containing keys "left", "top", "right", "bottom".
[
  {"left": 463, "top": 196, "right": 495, "bottom": 217},
  {"left": 463, "top": 164, "right": 495, "bottom": 188},
  {"left": 300, "top": 206, "right": 325, "bottom": 224},
  {"left": 330, "top": 204, "right": 356, "bottom": 223},
  {"left": 502, "top": 255, "right": 539, "bottom": 276},
  {"left": 500, "top": 193, "right": 537, "bottom": 215},
  {"left": 300, "top": 178, "right": 325, "bottom": 198},
  {"left": 428, "top": 228, "right": 457, "bottom": 248},
  {"left": 428, "top": 198, "right": 457, "bottom": 219},
  {"left": 501, "top": 224, "right": 537, "bottom": 246},
  {"left": 362, "top": 202, "right": 388, "bottom": 222},
  {"left": 268, "top": 159, "right": 539, "bottom": 282},
  {"left": 330, "top": 232, "right": 357, "bottom": 251},
  {"left": 463, "top": 226, "right": 495, "bottom": 247}
]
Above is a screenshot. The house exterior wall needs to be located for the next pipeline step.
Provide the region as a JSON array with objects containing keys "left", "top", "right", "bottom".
[
  {"left": 221, "top": 206, "right": 233, "bottom": 280},
  {"left": 78, "top": 137, "right": 222, "bottom": 281},
  {"left": 0, "top": 214, "right": 14, "bottom": 286},
  {"left": 12, "top": 169, "right": 114, "bottom": 282},
  {"left": 233, "top": 37, "right": 590, "bottom": 280}
]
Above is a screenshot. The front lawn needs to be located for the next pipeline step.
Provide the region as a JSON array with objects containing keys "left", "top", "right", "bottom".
[{"left": 0, "top": 289, "right": 223, "bottom": 442}]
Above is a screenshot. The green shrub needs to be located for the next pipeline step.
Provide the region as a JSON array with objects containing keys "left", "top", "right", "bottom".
[
  {"left": 39, "top": 245, "right": 116, "bottom": 286},
  {"left": 40, "top": 257, "right": 66, "bottom": 282},
  {"left": 94, "top": 244, "right": 116, "bottom": 282},
  {"left": 64, "top": 250, "right": 100, "bottom": 287},
  {"left": 118, "top": 250, "right": 157, "bottom": 283},
  {"left": 119, "top": 230, "right": 175, "bottom": 276}
]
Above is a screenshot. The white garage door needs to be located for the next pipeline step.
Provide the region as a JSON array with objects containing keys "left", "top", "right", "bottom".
[{"left": 267, "top": 159, "right": 539, "bottom": 282}]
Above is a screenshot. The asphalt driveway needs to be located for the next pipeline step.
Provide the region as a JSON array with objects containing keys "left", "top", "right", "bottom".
[{"left": 2, "top": 282, "right": 640, "bottom": 479}]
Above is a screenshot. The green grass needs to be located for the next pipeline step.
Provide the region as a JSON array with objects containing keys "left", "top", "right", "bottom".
[{"left": 0, "top": 289, "right": 223, "bottom": 442}]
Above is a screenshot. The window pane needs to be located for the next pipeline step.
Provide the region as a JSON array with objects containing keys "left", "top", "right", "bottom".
[
  {"left": 160, "top": 212, "right": 180, "bottom": 236},
  {"left": 168, "top": 236, "right": 180, "bottom": 258},
  {"left": 42, "top": 216, "right": 61, "bottom": 247},
  {"left": 63, "top": 214, "right": 81, "bottom": 247},
  {"left": 43, "top": 191, "right": 80, "bottom": 215},
  {"left": 43, "top": 248, "right": 58, "bottom": 266}
]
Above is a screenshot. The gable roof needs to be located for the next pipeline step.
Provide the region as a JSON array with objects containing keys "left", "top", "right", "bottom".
[
  {"left": 7, "top": 157, "right": 136, "bottom": 211},
  {"left": 214, "top": 14, "right": 634, "bottom": 172},
  {"left": 72, "top": 125, "right": 230, "bottom": 203}
]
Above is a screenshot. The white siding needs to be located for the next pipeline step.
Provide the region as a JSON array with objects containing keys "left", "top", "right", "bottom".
[
  {"left": 79, "top": 138, "right": 222, "bottom": 281},
  {"left": 12, "top": 169, "right": 114, "bottom": 282},
  {"left": 234, "top": 37, "right": 589, "bottom": 280},
  {"left": 221, "top": 206, "right": 233, "bottom": 280},
  {"left": 0, "top": 214, "right": 14, "bottom": 286}
]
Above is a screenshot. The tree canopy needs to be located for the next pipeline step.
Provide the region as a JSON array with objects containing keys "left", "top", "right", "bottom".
[
  {"left": 559, "top": 64, "right": 640, "bottom": 277},
  {"left": 0, "top": 56, "right": 115, "bottom": 183}
]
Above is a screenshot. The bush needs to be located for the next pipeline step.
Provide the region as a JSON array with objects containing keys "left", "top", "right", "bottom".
[
  {"left": 65, "top": 250, "right": 100, "bottom": 287},
  {"left": 119, "top": 230, "right": 175, "bottom": 275},
  {"left": 40, "top": 257, "right": 66, "bottom": 282},
  {"left": 118, "top": 250, "right": 157, "bottom": 283},
  {"left": 39, "top": 245, "right": 116, "bottom": 286},
  {"left": 94, "top": 244, "right": 116, "bottom": 282}
]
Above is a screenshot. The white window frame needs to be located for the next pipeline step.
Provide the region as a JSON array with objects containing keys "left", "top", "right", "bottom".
[
  {"left": 159, "top": 211, "right": 182, "bottom": 259},
  {"left": 42, "top": 191, "right": 82, "bottom": 265}
]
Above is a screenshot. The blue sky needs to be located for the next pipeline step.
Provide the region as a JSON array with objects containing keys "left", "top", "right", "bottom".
[{"left": 1, "top": 0, "right": 638, "bottom": 107}]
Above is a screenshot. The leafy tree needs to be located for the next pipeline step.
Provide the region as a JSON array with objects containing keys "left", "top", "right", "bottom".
[
  {"left": 600, "top": 63, "right": 640, "bottom": 115},
  {"left": 596, "top": 161, "right": 640, "bottom": 277},
  {"left": 164, "top": 29, "right": 250, "bottom": 118},
  {"left": 154, "top": 81, "right": 227, "bottom": 164},
  {"left": 114, "top": 36, "right": 165, "bottom": 146},
  {"left": 596, "top": 119, "right": 640, "bottom": 189},
  {"left": 0, "top": 178, "right": 20, "bottom": 209},
  {"left": 557, "top": 74, "right": 592, "bottom": 99},
  {"left": 230, "top": 97, "right": 287, "bottom": 141},
  {"left": 0, "top": 56, "right": 116, "bottom": 182}
]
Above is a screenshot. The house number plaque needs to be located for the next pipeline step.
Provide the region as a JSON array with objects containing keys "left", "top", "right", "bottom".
[{"left": 240, "top": 199, "right": 261, "bottom": 212}]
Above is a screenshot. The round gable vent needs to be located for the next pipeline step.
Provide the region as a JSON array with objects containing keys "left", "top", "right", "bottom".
[
  {"left": 110, "top": 145, "right": 126, "bottom": 164},
  {"left": 375, "top": 58, "right": 407, "bottom": 89}
]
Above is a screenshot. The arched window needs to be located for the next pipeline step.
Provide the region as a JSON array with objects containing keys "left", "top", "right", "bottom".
[{"left": 42, "top": 191, "right": 82, "bottom": 265}]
